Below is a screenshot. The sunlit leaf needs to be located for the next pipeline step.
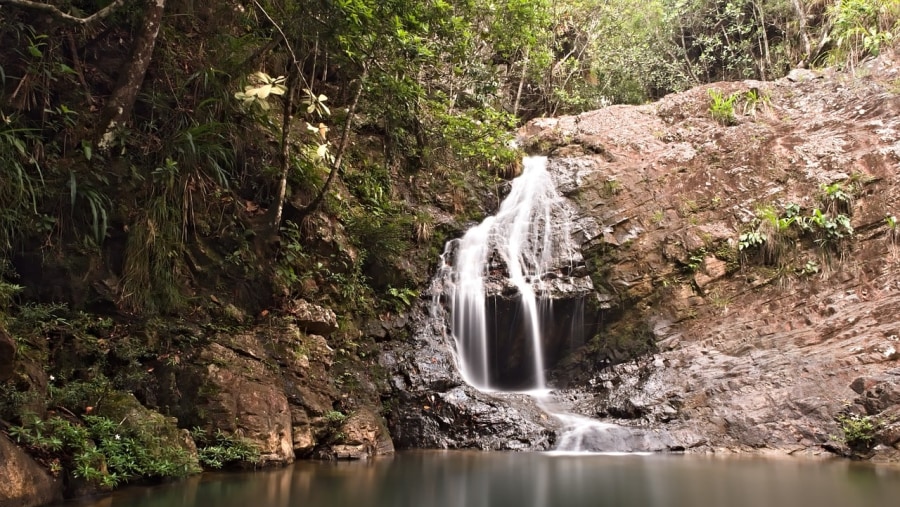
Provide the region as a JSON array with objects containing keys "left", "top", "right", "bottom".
[{"left": 256, "top": 84, "right": 273, "bottom": 99}]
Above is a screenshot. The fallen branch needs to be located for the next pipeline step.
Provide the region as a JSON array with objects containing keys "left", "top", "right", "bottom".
[{"left": 0, "top": 0, "right": 126, "bottom": 26}]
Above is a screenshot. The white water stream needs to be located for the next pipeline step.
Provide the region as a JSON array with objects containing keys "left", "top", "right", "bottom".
[{"left": 435, "top": 156, "right": 624, "bottom": 452}]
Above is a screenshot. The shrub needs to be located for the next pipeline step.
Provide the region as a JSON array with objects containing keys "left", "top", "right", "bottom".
[
  {"left": 837, "top": 413, "right": 879, "bottom": 450},
  {"left": 9, "top": 415, "right": 200, "bottom": 488},
  {"left": 191, "top": 428, "right": 260, "bottom": 469}
]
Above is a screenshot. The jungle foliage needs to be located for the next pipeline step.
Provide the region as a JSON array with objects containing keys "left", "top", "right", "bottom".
[{"left": 0, "top": 0, "right": 896, "bottom": 318}]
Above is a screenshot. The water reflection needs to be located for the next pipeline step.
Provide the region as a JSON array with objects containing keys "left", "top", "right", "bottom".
[{"left": 60, "top": 452, "right": 900, "bottom": 507}]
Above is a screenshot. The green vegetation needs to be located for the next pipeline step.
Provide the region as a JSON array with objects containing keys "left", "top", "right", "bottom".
[
  {"left": 708, "top": 89, "right": 738, "bottom": 126},
  {"left": 837, "top": 413, "right": 880, "bottom": 450},
  {"left": 191, "top": 428, "right": 261, "bottom": 470},
  {"left": 0, "top": 0, "right": 896, "bottom": 492},
  {"left": 738, "top": 178, "right": 864, "bottom": 271},
  {"left": 826, "top": 0, "right": 899, "bottom": 68},
  {"left": 887, "top": 214, "right": 898, "bottom": 245},
  {"left": 8, "top": 415, "right": 199, "bottom": 488}
]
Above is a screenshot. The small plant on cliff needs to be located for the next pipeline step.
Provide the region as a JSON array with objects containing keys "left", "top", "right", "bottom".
[
  {"left": 191, "top": 428, "right": 260, "bottom": 470},
  {"left": 739, "top": 205, "right": 797, "bottom": 266},
  {"left": 741, "top": 88, "right": 770, "bottom": 116},
  {"left": 837, "top": 413, "right": 880, "bottom": 450},
  {"left": 387, "top": 286, "right": 419, "bottom": 312},
  {"left": 821, "top": 182, "right": 854, "bottom": 215},
  {"left": 708, "top": 88, "right": 738, "bottom": 126},
  {"left": 808, "top": 208, "right": 854, "bottom": 249},
  {"left": 887, "top": 214, "right": 898, "bottom": 244}
]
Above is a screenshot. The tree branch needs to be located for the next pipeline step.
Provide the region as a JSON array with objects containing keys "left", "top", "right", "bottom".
[{"left": 0, "top": 0, "right": 126, "bottom": 26}]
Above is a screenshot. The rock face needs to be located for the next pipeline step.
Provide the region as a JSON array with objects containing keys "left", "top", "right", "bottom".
[
  {"left": 154, "top": 317, "right": 394, "bottom": 465},
  {"left": 0, "top": 329, "right": 14, "bottom": 382},
  {"left": 0, "top": 434, "right": 62, "bottom": 507},
  {"left": 197, "top": 338, "right": 295, "bottom": 465},
  {"left": 517, "top": 49, "right": 900, "bottom": 458}
]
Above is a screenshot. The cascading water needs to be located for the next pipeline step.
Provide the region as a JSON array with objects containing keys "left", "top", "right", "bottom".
[
  {"left": 433, "top": 155, "right": 650, "bottom": 453},
  {"left": 436, "top": 156, "right": 575, "bottom": 392}
]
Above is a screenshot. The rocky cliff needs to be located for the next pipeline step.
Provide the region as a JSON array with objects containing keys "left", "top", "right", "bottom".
[
  {"left": 521, "top": 49, "right": 900, "bottom": 459},
  {"left": 384, "top": 50, "right": 900, "bottom": 460}
]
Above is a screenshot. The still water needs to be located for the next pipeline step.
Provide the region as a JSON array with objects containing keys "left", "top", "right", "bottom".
[{"left": 62, "top": 451, "right": 900, "bottom": 507}]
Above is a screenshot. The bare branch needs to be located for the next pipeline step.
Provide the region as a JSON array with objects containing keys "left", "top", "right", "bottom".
[{"left": 0, "top": 0, "right": 126, "bottom": 26}]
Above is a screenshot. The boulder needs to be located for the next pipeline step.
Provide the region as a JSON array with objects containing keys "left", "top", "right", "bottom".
[
  {"left": 95, "top": 391, "right": 200, "bottom": 469},
  {"left": 328, "top": 408, "right": 394, "bottom": 459},
  {"left": 286, "top": 299, "right": 339, "bottom": 335},
  {"left": 0, "top": 434, "right": 63, "bottom": 507},
  {"left": 851, "top": 373, "right": 900, "bottom": 415},
  {"left": 196, "top": 342, "right": 294, "bottom": 465}
]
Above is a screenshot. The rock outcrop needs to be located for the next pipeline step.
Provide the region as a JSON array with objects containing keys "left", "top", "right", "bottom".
[
  {"left": 0, "top": 434, "right": 62, "bottom": 507},
  {"left": 154, "top": 316, "right": 394, "bottom": 465},
  {"left": 381, "top": 305, "right": 558, "bottom": 451}
]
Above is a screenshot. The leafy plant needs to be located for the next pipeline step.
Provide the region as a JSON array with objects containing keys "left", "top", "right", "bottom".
[
  {"left": 0, "top": 118, "right": 45, "bottom": 252},
  {"left": 799, "top": 259, "right": 820, "bottom": 276},
  {"left": 837, "top": 413, "right": 880, "bottom": 450},
  {"left": 742, "top": 88, "right": 770, "bottom": 116},
  {"left": 886, "top": 214, "right": 897, "bottom": 244},
  {"left": 821, "top": 182, "right": 854, "bottom": 215},
  {"left": 387, "top": 286, "right": 419, "bottom": 311},
  {"left": 708, "top": 88, "right": 738, "bottom": 125},
  {"left": 738, "top": 230, "right": 765, "bottom": 252},
  {"left": 825, "top": 0, "right": 899, "bottom": 68},
  {"left": 191, "top": 428, "right": 260, "bottom": 470},
  {"left": 9, "top": 415, "right": 199, "bottom": 487},
  {"left": 234, "top": 72, "right": 287, "bottom": 111},
  {"left": 808, "top": 208, "right": 854, "bottom": 247}
]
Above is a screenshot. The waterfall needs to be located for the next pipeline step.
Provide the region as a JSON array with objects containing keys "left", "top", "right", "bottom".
[
  {"left": 435, "top": 156, "right": 575, "bottom": 391},
  {"left": 431, "top": 155, "right": 652, "bottom": 453}
]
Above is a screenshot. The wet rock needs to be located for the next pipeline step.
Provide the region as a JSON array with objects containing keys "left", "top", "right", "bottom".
[
  {"left": 0, "top": 434, "right": 63, "bottom": 507},
  {"left": 322, "top": 408, "right": 394, "bottom": 460},
  {"left": 286, "top": 299, "right": 339, "bottom": 335},
  {"left": 381, "top": 306, "right": 557, "bottom": 451}
]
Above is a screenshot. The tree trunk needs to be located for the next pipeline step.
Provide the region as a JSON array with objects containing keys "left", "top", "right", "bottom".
[
  {"left": 296, "top": 65, "right": 368, "bottom": 221},
  {"left": 270, "top": 68, "right": 299, "bottom": 237},
  {"left": 97, "top": 0, "right": 167, "bottom": 151},
  {"left": 791, "top": 0, "right": 812, "bottom": 66}
]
